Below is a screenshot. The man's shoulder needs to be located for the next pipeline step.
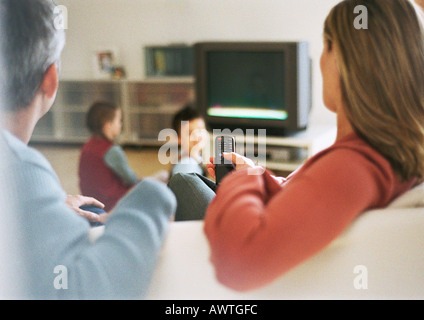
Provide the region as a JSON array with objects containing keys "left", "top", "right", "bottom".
[{"left": 0, "top": 130, "right": 54, "bottom": 172}]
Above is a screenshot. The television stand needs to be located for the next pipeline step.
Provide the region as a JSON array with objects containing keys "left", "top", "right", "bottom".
[{"left": 209, "top": 125, "right": 337, "bottom": 175}]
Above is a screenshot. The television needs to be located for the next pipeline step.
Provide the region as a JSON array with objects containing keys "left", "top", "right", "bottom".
[{"left": 194, "top": 41, "right": 312, "bottom": 136}]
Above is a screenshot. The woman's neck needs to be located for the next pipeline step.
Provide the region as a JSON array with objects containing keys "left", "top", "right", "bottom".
[{"left": 335, "top": 105, "right": 354, "bottom": 141}]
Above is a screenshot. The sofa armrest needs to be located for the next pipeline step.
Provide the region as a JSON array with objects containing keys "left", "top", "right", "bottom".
[
  {"left": 145, "top": 208, "right": 424, "bottom": 299},
  {"left": 89, "top": 203, "right": 424, "bottom": 299}
]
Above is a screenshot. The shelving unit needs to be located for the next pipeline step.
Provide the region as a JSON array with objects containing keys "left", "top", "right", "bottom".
[
  {"left": 256, "top": 125, "right": 337, "bottom": 172},
  {"left": 32, "top": 80, "right": 124, "bottom": 144},
  {"left": 31, "top": 78, "right": 194, "bottom": 145},
  {"left": 124, "top": 78, "right": 194, "bottom": 146}
]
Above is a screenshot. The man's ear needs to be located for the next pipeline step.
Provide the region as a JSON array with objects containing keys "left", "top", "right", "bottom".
[{"left": 40, "top": 63, "right": 59, "bottom": 99}]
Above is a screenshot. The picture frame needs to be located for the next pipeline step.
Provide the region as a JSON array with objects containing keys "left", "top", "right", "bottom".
[{"left": 92, "top": 47, "right": 119, "bottom": 79}]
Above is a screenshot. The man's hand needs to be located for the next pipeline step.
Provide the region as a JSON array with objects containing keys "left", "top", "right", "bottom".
[{"left": 66, "top": 195, "right": 106, "bottom": 223}]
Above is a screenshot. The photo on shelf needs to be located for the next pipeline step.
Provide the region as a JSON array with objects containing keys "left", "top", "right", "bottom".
[
  {"left": 92, "top": 47, "right": 119, "bottom": 79},
  {"left": 111, "top": 66, "right": 126, "bottom": 80}
]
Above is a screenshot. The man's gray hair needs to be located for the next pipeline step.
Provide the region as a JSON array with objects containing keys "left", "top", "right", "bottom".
[{"left": 0, "top": 0, "right": 66, "bottom": 112}]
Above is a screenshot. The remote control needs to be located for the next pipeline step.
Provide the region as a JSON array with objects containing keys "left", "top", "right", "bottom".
[{"left": 215, "top": 136, "right": 235, "bottom": 186}]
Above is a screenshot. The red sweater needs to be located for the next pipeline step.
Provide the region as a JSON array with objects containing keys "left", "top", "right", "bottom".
[
  {"left": 79, "top": 137, "right": 131, "bottom": 212},
  {"left": 204, "top": 132, "right": 416, "bottom": 291}
]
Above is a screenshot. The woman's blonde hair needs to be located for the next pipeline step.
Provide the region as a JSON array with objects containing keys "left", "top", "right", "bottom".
[{"left": 324, "top": 0, "right": 424, "bottom": 181}]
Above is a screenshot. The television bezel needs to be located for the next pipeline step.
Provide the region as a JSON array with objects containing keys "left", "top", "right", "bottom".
[{"left": 194, "top": 41, "right": 311, "bottom": 136}]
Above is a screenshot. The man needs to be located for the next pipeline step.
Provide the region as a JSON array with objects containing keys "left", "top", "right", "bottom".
[{"left": 0, "top": 0, "right": 175, "bottom": 299}]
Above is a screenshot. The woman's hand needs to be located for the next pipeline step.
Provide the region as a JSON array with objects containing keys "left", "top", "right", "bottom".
[
  {"left": 65, "top": 195, "right": 107, "bottom": 223},
  {"left": 206, "top": 152, "right": 257, "bottom": 179}
]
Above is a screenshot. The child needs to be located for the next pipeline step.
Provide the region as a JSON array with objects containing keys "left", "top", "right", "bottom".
[
  {"left": 79, "top": 101, "right": 140, "bottom": 212},
  {"left": 170, "top": 104, "right": 208, "bottom": 178}
]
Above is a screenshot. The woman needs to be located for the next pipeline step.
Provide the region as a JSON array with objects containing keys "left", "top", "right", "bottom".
[{"left": 168, "top": 0, "right": 424, "bottom": 291}]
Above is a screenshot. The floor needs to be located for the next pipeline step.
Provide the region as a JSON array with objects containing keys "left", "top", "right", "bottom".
[{"left": 31, "top": 143, "right": 171, "bottom": 195}]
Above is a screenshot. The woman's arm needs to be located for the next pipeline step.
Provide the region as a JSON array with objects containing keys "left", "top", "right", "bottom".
[{"left": 204, "top": 148, "right": 392, "bottom": 291}]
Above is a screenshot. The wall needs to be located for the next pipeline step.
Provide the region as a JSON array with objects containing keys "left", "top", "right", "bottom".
[{"left": 57, "top": 0, "right": 341, "bottom": 126}]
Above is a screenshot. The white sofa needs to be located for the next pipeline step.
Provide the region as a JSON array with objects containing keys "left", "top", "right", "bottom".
[{"left": 90, "top": 183, "right": 424, "bottom": 300}]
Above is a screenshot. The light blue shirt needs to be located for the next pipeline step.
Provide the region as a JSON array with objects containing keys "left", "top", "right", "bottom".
[
  {"left": 0, "top": 130, "right": 176, "bottom": 299},
  {"left": 104, "top": 145, "right": 140, "bottom": 186}
]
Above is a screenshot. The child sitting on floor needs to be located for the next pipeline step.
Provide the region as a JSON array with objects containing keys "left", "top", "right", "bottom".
[
  {"left": 170, "top": 104, "right": 208, "bottom": 178},
  {"left": 79, "top": 101, "right": 154, "bottom": 212}
]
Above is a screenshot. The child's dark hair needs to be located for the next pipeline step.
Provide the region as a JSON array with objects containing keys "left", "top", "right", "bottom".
[
  {"left": 86, "top": 101, "right": 120, "bottom": 136},
  {"left": 172, "top": 104, "right": 202, "bottom": 137}
]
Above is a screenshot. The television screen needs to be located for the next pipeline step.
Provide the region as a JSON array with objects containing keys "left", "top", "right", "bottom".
[
  {"left": 207, "top": 51, "right": 288, "bottom": 121},
  {"left": 195, "top": 42, "right": 311, "bottom": 136}
]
